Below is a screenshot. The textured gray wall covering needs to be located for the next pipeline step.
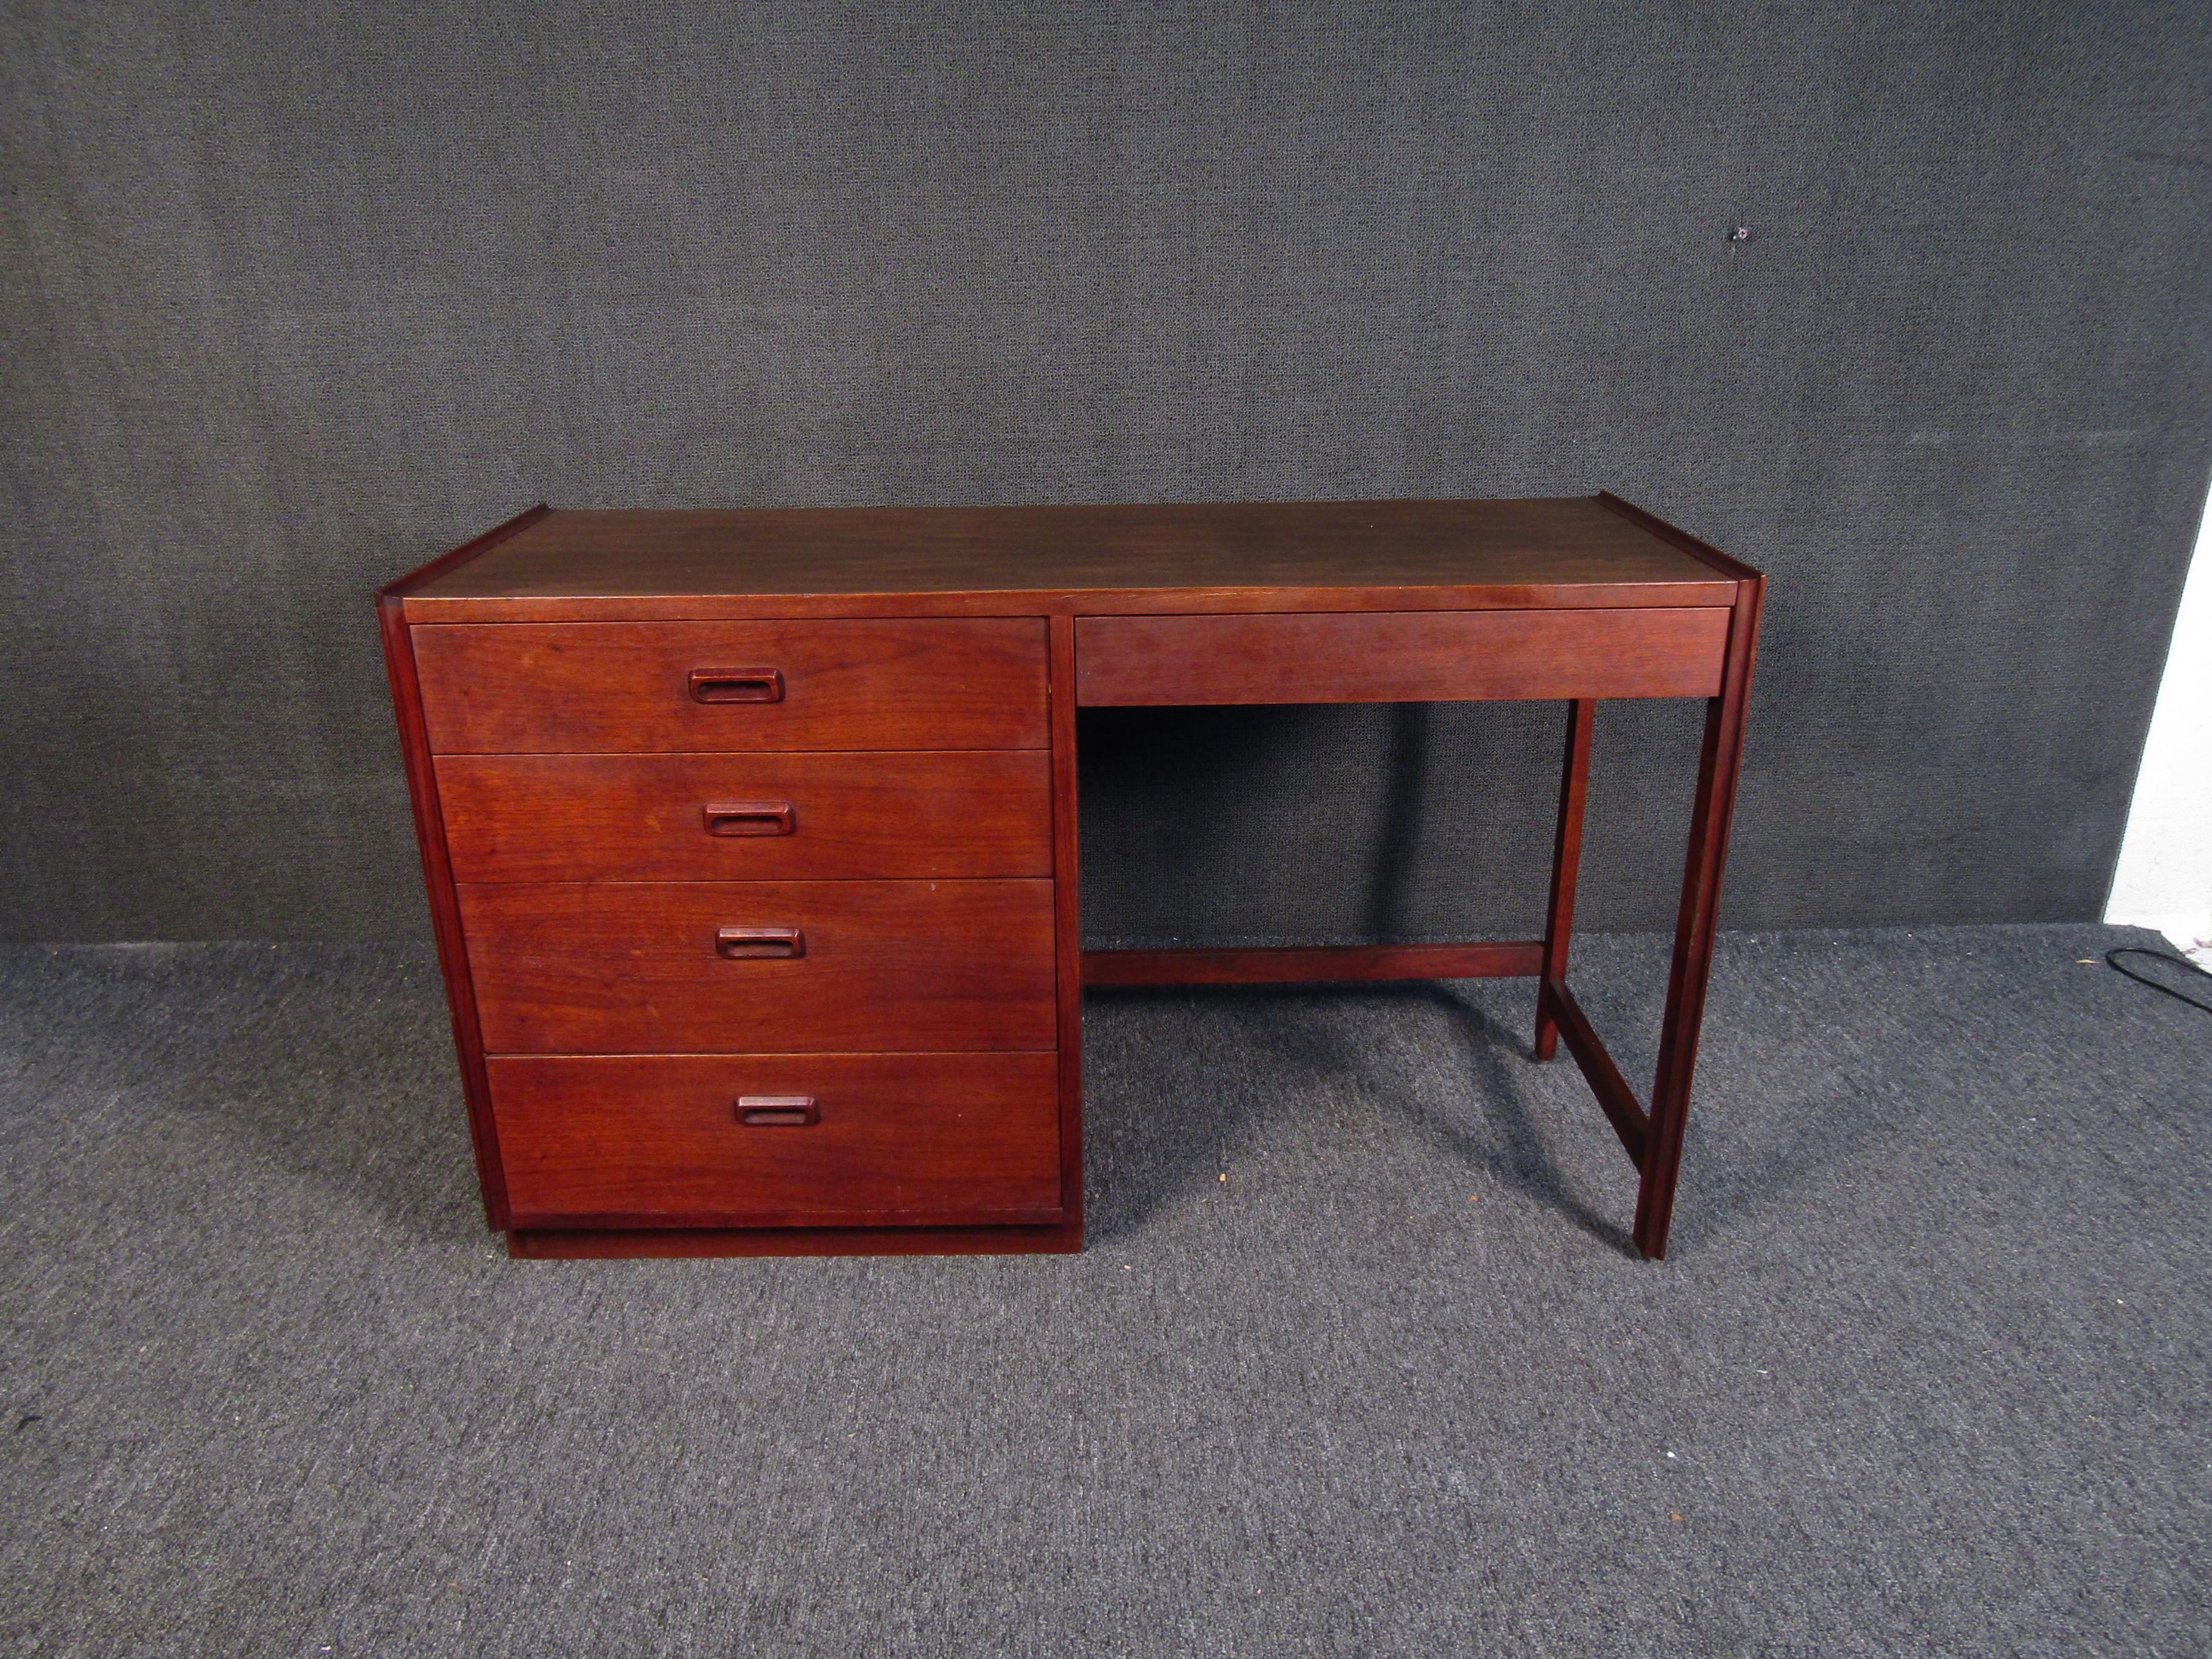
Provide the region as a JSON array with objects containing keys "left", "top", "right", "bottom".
[{"left": 3, "top": 2, "right": 2208, "bottom": 943}]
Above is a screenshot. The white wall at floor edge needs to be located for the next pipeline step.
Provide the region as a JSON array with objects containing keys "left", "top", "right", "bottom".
[{"left": 2106, "top": 475, "right": 2212, "bottom": 962}]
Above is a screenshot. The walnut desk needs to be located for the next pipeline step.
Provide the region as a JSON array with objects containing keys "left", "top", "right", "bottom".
[{"left": 380, "top": 497, "right": 1763, "bottom": 1262}]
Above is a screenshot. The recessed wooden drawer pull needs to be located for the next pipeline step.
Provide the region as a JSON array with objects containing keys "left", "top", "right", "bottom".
[
  {"left": 737, "top": 1095, "right": 820, "bottom": 1127},
  {"left": 688, "top": 667, "right": 785, "bottom": 704},
  {"left": 715, "top": 925, "right": 805, "bottom": 959},
  {"left": 702, "top": 800, "right": 796, "bottom": 837}
]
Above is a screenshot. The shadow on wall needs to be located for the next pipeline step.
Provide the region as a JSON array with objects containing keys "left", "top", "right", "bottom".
[
  {"left": 1077, "top": 697, "right": 1710, "bottom": 948},
  {"left": 1077, "top": 700, "right": 1574, "bottom": 949}
]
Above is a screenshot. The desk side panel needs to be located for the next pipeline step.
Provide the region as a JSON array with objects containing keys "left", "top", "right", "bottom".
[{"left": 378, "top": 598, "right": 511, "bottom": 1228}]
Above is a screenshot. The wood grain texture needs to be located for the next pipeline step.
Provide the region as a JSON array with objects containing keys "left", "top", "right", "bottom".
[
  {"left": 1634, "top": 575, "right": 1766, "bottom": 1259},
  {"left": 413, "top": 618, "right": 1048, "bottom": 753},
  {"left": 460, "top": 879, "right": 1057, "bottom": 1054},
  {"left": 489, "top": 1052, "right": 1061, "bottom": 1227},
  {"left": 1595, "top": 492, "right": 1763, "bottom": 582},
  {"left": 435, "top": 750, "right": 1052, "bottom": 882},
  {"left": 372, "top": 507, "right": 556, "bottom": 1231},
  {"left": 1074, "top": 609, "right": 1729, "bottom": 706},
  {"left": 379, "top": 596, "right": 514, "bottom": 1227},
  {"left": 372, "top": 495, "right": 1768, "bottom": 1259},
  {"left": 1533, "top": 700, "right": 1595, "bottom": 1062},
  {"left": 1546, "top": 978, "right": 1649, "bottom": 1167},
  {"left": 399, "top": 497, "right": 1740, "bottom": 622},
  {"left": 377, "top": 512, "right": 554, "bottom": 1231},
  {"left": 1082, "top": 941, "right": 1544, "bottom": 986},
  {"left": 1047, "top": 616, "right": 1085, "bottom": 1240},
  {"left": 506, "top": 1219, "right": 1084, "bottom": 1257},
  {"left": 379, "top": 504, "right": 549, "bottom": 600}
]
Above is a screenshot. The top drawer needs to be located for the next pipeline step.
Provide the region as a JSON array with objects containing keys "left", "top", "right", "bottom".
[
  {"left": 1074, "top": 608, "right": 1730, "bottom": 706},
  {"left": 412, "top": 619, "right": 1049, "bottom": 753}
]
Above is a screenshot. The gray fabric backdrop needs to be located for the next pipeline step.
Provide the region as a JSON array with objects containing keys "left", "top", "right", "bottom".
[{"left": 4, "top": 1, "right": 2208, "bottom": 945}]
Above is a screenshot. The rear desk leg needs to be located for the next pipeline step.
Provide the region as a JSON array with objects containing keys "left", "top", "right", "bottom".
[
  {"left": 1535, "top": 699, "right": 1595, "bottom": 1061},
  {"left": 1633, "top": 581, "right": 1763, "bottom": 1259}
]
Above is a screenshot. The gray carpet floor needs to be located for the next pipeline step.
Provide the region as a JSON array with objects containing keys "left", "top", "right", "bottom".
[{"left": 2, "top": 925, "right": 2207, "bottom": 1657}]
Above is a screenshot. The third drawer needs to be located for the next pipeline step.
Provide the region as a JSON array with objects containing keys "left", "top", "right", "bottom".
[
  {"left": 437, "top": 750, "right": 1053, "bottom": 882},
  {"left": 460, "top": 878, "right": 1057, "bottom": 1054}
]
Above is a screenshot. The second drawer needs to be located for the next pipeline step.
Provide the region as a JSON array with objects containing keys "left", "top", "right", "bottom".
[
  {"left": 437, "top": 751, "right": 1053, "bottom": 882},
  {"left": 460, "top": 879, "right": 1058, "bottom": 1054}
]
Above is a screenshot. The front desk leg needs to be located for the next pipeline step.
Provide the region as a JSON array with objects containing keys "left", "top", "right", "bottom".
[
  {"left": 1534, "top": 699, "right": 1595, "bottom": 1061},
  {"left": 1633, "top": 583, "right": 1763, "bottom": 1259}
]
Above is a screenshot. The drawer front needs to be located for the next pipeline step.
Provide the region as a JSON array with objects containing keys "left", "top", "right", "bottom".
[
  {"left": 1075, "top": 608, "right": 1731, "bottom": 705},
  {"left": 414, "top": 618, "right": 1048, "bottom": 753},
  {"left": 460, "top": 879, "right": 1057, "bottom": 1054},
  {"left": 437, "top": 751, "right": 1053, "bottom": 883},
  {"left": 489, "top": 1052, "right": 1062, "bottom": 1227}
]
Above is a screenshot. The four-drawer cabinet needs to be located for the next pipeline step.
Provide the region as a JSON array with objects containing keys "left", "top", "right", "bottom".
[
  {"left": 387, "top": 498, "right": 1760, "bottom": 1263},
  {"left": 383, "top": 541, "right": 1084, "bottom": 1257}
]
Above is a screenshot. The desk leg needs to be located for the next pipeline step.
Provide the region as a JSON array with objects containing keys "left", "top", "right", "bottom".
[
  {"left": 1634, "top": 581, "right": 1763, "bottom": 1259},
  {"left": 1048, "top": 614, "right": 1086, "bottom": 1249},
  {"left": 1535, "top": 699, "right": 1595, "bottom": 1062}
]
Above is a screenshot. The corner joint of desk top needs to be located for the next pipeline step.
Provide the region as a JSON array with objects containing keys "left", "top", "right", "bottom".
[
  {"left": 1594, "top": 491, "right": 1765, "bottom": 585},
  {"left": 378, "top": 503, "right": 553, "bottom": 605}
]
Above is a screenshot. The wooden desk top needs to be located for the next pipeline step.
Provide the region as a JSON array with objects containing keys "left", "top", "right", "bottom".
[{"left": 397, "top": 493, "right": 1755, "bottom": 622}]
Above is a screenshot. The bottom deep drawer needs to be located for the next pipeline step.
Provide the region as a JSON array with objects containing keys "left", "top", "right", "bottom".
[{"left": 488, "top": 1053, "right": 1062, "bottom": 1228}]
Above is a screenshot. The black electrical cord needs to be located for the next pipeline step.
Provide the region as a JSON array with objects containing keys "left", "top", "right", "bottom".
[{"left": 2105, "top": 947, "right": 2212, "bottom": 1015}]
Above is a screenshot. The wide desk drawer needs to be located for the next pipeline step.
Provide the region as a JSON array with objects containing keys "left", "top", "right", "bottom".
[
  {"left": 1075, "top": 608, "right": 1731, "bottom": 705},
  {"left": 489, "top": 1052, "right": 1062, "bottom": 1228},
  {"left": 460, "top": 879, "right": 1057, "bottom": 1054},
  {"left": 437, "top": 751, "right": 1053, "bottom": 883},
  {"left": 414, "top": 618, "right": 1048, "bottom": 752}
]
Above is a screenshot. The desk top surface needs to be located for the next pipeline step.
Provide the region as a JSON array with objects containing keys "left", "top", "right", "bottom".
[{"left": 398, "top": 495, "right": 1755, "bottom": 621}]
